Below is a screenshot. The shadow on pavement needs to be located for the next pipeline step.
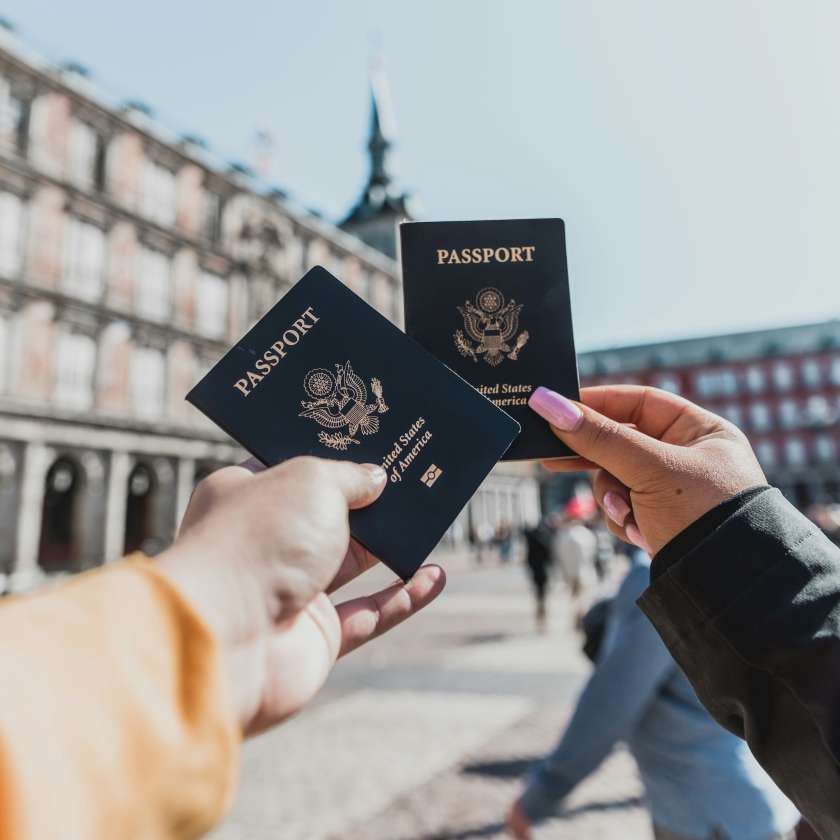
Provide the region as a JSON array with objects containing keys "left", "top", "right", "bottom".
[
  {"left": 461, "top": 756, "right": 537, "bottom": 779},
  {"left": 410, "top": 796, "right": 646, "bottom": 840},
  {"left": 412, "top": 822, "right": 506, "bottom": 840},
  {"left": 432, "top": 631, "right": 514, "bottom": 647}
]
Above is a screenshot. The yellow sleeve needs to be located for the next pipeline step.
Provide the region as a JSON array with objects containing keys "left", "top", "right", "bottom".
[{"left": 0, "top": 556, "right": 240, "bottom": 840}]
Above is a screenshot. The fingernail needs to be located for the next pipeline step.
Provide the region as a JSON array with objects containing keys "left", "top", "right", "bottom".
[
  {"left": 528, "top": 387, "right": 583, "bottom": 432},
  {"left": 625, "top": 523, "right": 652, "bottom": 555},
  {"left": 362, "top": 463, "right": 387, "bottom": 483},
  {"left": 603, "top": 491, "right": 631, "bottom": 527}
]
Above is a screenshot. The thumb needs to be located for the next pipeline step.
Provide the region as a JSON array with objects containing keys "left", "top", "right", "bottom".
[
  {"left": 528, "top": 386, "right": 667, "bottom": 488},
  {"left": 321, "top": 460, "right": 388, "bottom": 509}
]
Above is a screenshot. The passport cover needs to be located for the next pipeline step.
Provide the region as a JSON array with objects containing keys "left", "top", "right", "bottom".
[
  {"left": 186, "top": 266, "right": 520, "bottom": 581},
  {"left": 400, "top": 218, "right": 580, "bottom": 461}
]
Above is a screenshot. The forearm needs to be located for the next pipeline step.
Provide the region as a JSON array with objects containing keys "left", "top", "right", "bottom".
[
  {"left": 639, "top": 487, "right": 840, "bottom": 840},
  {"left": 0, "top": 557, "right": 240, "bottom": 840},
  {"left": 519, "top": 703, "right": 618, "bottom": 822}
]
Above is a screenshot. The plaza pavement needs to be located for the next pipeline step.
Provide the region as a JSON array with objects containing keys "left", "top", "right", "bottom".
[{"left": 208, "top": 552, "right": 652, "bottom": 840}]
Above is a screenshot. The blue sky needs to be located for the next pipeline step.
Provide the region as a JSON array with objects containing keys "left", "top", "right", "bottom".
[{"left": 4, "top": 0, "right": 839, "bottom": 351}]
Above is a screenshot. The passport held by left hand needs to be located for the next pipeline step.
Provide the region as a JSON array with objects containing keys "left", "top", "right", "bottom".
[{"left": 186, "top": 267, "right": 520, "bottom": 581}]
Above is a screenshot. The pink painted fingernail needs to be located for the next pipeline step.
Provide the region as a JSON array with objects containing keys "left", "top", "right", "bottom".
[
  {"left": 625, "top": 523, "right": 652, "bottom": 555},
  {"left": 603, "top": 491, "right": 631, "bottom": 527},
  {"left": 528, "top": 387, "right": 583, "bottom": 431}
]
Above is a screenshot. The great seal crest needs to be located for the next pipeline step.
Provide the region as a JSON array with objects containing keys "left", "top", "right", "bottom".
[
  {"left": 454, "top": 287, "right": 529, "bottom": 367},
  {"left": 299, "top": 361, "right": 388, "bottom": 450}
]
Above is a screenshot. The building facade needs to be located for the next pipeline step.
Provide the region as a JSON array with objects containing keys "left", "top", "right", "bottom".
[
  {"left": 578, "top": 320, "right": 840, "bottom": 509},
  {"left": 0, "top": 26, "right": 539, "bottom": 591}
]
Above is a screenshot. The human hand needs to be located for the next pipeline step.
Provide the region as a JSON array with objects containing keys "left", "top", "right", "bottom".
[
  {"left": 529, "top": 385, "right": 766, "bottom": 555},
  {"left": 156, "top": 456, "right": 446, "bottom": 735},
  {"left": 506, "top": 799, "right": 533, "bottom": 839}
]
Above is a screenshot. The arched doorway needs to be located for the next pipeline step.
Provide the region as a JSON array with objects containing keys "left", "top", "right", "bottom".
[
  {"left": 37, "top": 457, "right": 82, "bottom": 573},
  {"left": 123, "top": 462, "right": 157, "bottom": 554}
]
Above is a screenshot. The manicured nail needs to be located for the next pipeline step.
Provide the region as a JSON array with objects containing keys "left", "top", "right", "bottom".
[
  {"left": 363, "top": 463, "right": 387, "bottom": 483},
  {"left": 625, "top": 524, "right": 652, "bottom": 555},
  {"left": 603, "top": 491, "right": 631, "bottom": 527},
  {"left": 528, "top": 387, "right": 583, "bottom": 431}
]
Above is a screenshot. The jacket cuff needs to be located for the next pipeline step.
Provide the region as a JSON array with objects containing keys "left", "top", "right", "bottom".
[
  {"left": 638, "top": 487, "right": 817, "bottom": 648},
  {"left": 133, "top": 557, "right": 242, "bottom": 831},
  {"left": 0, "top": 555, "right": 240, "bottom": 840},
  {"left": 649, "top": 485, "right": 769, "bottom": 581}
]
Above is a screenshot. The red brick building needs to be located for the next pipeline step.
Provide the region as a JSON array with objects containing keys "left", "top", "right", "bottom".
[{"left": 579, "top": 320, "right": 840, "bottom": 508}]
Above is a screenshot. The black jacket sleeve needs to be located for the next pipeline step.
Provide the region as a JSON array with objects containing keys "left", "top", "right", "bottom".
[{"left": 638, "top": 487, "right": 840, "bottom": 839}]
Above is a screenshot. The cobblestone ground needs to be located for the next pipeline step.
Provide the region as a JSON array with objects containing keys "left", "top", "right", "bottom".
[{"left": 209, "top": 552, "right": 651, "bottom": 840}]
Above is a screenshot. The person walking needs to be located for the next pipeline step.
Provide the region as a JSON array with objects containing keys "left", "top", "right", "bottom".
[
  {"left": 523, "top": 518, "right": 555, "bottom": 632},
  {"left": 553, "top": 502, "right": 598, "bottom": 625},
  {"left": 527, "top": 383, "right": 840, "bottom": 838},
  {"left": 507, "top": 548, "right": 798, "bottom": 840}
]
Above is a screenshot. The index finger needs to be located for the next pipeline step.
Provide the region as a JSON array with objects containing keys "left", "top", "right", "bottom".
[
  {"left": 335, "top": 565, "right": 446, "bottom": 658},
  {"left": 579, "top": 385, "right": 721, "bottom": 445}
]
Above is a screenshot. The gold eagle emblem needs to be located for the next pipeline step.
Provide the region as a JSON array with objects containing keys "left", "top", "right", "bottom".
[
  {"left": 454, "top": 287, "right": 529, "bottom": 367},
  {"left": 298, "top": 361, "right": 389, "bottom": 450}
]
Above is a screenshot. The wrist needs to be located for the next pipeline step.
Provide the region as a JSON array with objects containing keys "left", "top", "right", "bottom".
[
  {"left": 155, "top": 542, "right": 266, "bottom": 733},
  {"left": 650, "top": 485, "right": 771, "bottom": 579},
  {"left": 155, "top": 539, "right": 267, "bottom": 647}
]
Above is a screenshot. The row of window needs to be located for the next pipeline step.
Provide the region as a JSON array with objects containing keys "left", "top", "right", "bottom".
[
  {"left": 755, "top": 435, "right": 838, "bottom": 469},
  {"left": 0, "top": 78, "right": 226, "bottom": 243},
  {"left": 0, "top": 190, "right": 228, "bottom": 338},
  {"left": 0, "top": 320, "right": 174, "bottom": 420},
  {"left": 717, "top": 395, "right": 838, "bottom": 433},
  {"left": 683, "top": 358, "right": 840, "bottom": 398}
]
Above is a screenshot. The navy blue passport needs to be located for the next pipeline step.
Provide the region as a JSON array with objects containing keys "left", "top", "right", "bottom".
[
  {"left": 186, "top": 267, "right": 519, "bottom": 581},
  {"left": 400, "top": 218, "right": 580, "bottom": 461}
]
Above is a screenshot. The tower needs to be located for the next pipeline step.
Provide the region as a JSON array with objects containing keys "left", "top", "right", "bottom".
[{"left": 340, "top": 62, "right": 413, "bottom": 259}]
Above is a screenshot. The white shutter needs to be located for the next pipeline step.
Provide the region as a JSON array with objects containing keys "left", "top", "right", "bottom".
[
  {"left": 136, "top": 246, "right": 170, "bottom": 321},
  {"left": 54, "top": 331, "right": 96, "bottom": 410},
  {"left": 132, "top": 346, "right": 165, "bottom": 418},
  {"left": 0, "top": 191, "right": 22, "bottom": 277},
  {"left": 69, "top": 120, "right": 96, "bottom": 188},
  {"left": 197, "top": 271, "right": 227, "bottom": 338},
  {"left": 63, "top": 218, "right": 104, "bottom": 301}
]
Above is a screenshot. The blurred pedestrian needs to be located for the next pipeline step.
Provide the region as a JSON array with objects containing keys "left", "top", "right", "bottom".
[
  {"left": 507, "top": 549, "right": 798, "bottom": 840},
  {"left": 592, "top": 519, "right": 616, "bottom": 580},
  {"left": 552, "top": 499, "right": 597, "bottom": 625},
  {"left": 522, "top": 518, "right": 554, "bottom": 632},
  {"left": 528, "top": 383, "right": 840, "bottom": 834},
  {"left": 473, "top": 520, "right": 495, "bottom": 564},
  {"left": 495, "top": 521, "right": 514, "bottom": 563}
]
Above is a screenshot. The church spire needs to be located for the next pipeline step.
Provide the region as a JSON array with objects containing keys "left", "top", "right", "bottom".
[
  {"left": 340, "top": 57, "right": 414, "bottom": 259},
  {"left": 367, "top": 61, "right": 395, "bottom": 190}
]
